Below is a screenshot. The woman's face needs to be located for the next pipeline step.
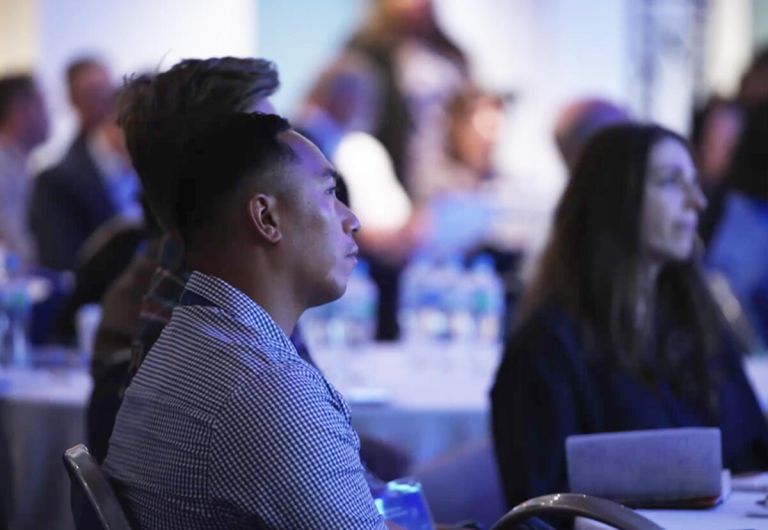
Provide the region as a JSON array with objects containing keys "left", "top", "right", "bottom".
[{"left": 640, "top": 137, "right": 707, "bottom": 264}]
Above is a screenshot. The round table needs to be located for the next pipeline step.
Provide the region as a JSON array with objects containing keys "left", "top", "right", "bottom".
[
  {"left": 311, "top": 339, "right": 500, "bottom": 464},
  {"left": 0, "top": 358, "right": 91, "bottom": 530}
]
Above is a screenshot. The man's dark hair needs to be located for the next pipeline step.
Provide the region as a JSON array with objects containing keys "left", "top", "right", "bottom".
[
  {"left": 0, "top": 74, "right": 37, "bottom": 124},
  {"left": 173, "top": 112, "right": 295, "bottom": 249},
  {"left": 117, "top": 57, "right": 280, "bottom": 230}
]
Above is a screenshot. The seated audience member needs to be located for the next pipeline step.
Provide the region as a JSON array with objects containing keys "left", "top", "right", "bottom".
[
  {"left": 691, "top": 97, "right": 743, "bottom": 245},
  {"left": 419, "top": 84, "right": 508, "bottom": 198},
  {"left": 87, "top": 57, "right": 279, "bottom": 464},
  {"left": 0, "top": 74, "right": 49, "bottom": 264},
  {"left": 706, "top": 101, "right": 768, "bottom": 346},
  {"left": 102, "top": 107, "right": 393, "bottom": 527},
  {"left": 690, "top": 96, "right": 742, "bottom": 198},
  {"left": 344, "top": 0, "right": 469, "bottom": 196},
  {"left": 88, "top": 58, "right": 408, "bottom": 479},
  {"left": 413, "top": 84, "right": 519, "bottom": 259},
  {"left": 738, "top": 45, "right": 768, "bottom": 105},
  {"left": 491, "top": 124, "right": 768, "bottom": 508},
  {"left": 30, "top": 57, "right": 140, "bottom": 271}
]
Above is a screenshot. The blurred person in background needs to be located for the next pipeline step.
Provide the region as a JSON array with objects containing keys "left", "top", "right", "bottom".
[
  {"left": 517, "top": 97, "right": 631, "bottom": 283},
  {"left": 427, "top": 84, "right": 509, "bottom": 197},
  {"left": 414, "top": 83, "right": 515, "bottom": 258},
  {"left": 700, "top": 45, "right": 768, "bottom": 241},
  {"left": 0, "top": 73, "right": 47, "bottom": 529},
  {"left": 690, "top": 97, "right": 743, "bottom": 198},
  {"left": 0, "top": 74, "right": 49, "bottom": 265},
  {"left": 29, "top": 57, "right": 141, "bottom": 272},
  {"left": 310, "top": 0, "right": 475, "bottom": 339},
  {"left": 345, "top": 0, "right": 469, "bottom": 197},
  {"left": 738, "top": 45, "right": 768, "bottom": 105},
  {"left": 690, "top": 97, "right": 744, "bottom": 245},
  {"left": 553, "top": 97, "right": 631, "bottom": 174},
  {"left": 491, "top": 123, "right": 768, "bottom": 508},
  {"left": 706, "top": 101, "right": 768, "bottom": 348}
]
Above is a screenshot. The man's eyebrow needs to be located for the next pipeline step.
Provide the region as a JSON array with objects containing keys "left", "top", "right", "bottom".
[{"left": 321, "top": 168, "right": 343, "bottom": 182}]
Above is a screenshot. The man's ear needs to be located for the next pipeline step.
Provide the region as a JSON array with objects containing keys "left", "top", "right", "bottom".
[{"left": 247, "top": 194, "right": 282, "bottom": 243}]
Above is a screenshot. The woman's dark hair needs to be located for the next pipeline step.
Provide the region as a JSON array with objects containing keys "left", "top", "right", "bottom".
[{"left": 521, "top": 123, "right": 723, "bottom": 412}]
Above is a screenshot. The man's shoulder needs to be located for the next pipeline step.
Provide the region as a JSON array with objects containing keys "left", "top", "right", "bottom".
[
  {"left": 36, "top": 139, "right": 99, "bottom": 186},
  {"left": 227, "top": 354, "right": 327, "bottom": 403},
  {"left": 166, "top": 304, "right": 288, "bottom": 351},
  {"left": 147, "top": 304, "right": 306, "bottom": 386}
]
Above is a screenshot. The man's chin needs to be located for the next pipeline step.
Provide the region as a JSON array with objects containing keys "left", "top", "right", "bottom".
[{"left": 307, "top": 282, "right": 348, "bottom": 309}]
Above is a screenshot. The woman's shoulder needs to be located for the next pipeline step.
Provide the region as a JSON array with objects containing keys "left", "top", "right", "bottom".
[
  {"left": 513, "top": 303, "right": 580, "bottom": 341},
  {"left": 504, "top": 303, "right": 585, "bottom": 366}
]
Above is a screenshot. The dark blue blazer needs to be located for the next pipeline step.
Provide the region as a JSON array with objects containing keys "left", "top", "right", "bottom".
[
  {"left": 30, "top": 133, "right": 117, "bottom": 270},
  {"left": 491, "top": 305, "right": 768, "bottom": 508}
]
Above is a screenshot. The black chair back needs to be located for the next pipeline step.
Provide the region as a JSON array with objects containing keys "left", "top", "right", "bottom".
[{"left": 62, "top": 444, "right": 132, "bottom": 530}]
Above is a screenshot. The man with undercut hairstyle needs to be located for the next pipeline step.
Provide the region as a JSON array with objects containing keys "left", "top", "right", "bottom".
[
  {"left": 103, "top": 110, "right": 392, "bottom": 528},
  {"left": 88, "top": 58, "right": 408, "bottom": 482}
]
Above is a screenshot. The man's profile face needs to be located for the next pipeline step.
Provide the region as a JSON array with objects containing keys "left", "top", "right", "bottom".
[
  {"left": 276, "top": 131, "right": 360, "bottom": 307},
  {"left": 70, "top": 63, "right": 114, "bottom": 130}
]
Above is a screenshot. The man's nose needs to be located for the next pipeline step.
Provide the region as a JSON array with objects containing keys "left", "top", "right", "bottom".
[{"left": 341, "top": 201, "right": 361, "bottom": 234}]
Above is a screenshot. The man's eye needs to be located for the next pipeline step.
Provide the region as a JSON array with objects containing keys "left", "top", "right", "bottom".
[
  {"left": 655, "top": 175, "right": 682, "bottom": 187},
  {"left": 326, "top": 186, "right": 338, "bottom": 196}
]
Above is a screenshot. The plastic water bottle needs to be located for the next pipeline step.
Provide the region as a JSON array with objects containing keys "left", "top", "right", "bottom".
[
  {"left": 446, "top": 261, "right": 475, "bottom": 341},
  {"left": 417, "top": 259, "right": 453, "bottom": 341},
  {"left": 341, "top": 260, "right": 379, "bottom": 347},
  {"left": 398, "top": 255, "right": 431, "bottom": 343},
  {"left": 469, "top": 254, "right": 505, "bottom": 343},
  {"left": 302, "top": 260, "right": 379, "bottom": 349},
  {"left": 0, "top": 251, "right": 30, "bottom": 365},
  {"left": 371, "top": 478, "right": 435, "bottom": 530}
]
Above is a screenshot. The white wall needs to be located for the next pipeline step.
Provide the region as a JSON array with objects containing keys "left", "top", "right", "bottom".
[
  {"left": 259, "top": 0, "right": 366, "bottom": 116},
  {"left": 32, "top": 0, "right": 258, "bottom": 168},
  {"left": 438, "top": 0, "right": 632, "bottom": 224},
  {"left": 706, "top": 0, "right": 753, "bottom": 96},
  {"left": 0, "top": 0, "right": 39, "bottom": 73}
]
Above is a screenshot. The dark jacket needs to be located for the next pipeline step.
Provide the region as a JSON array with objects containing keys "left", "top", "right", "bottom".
[
  {"left": 30, "top": 133, "right": 116, "bottom": 270},
  {"left": 491, "top": 305, "right": 768, "bottom": 508}
]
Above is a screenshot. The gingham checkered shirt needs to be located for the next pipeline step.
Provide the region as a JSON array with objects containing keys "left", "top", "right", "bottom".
[{"left": 104, "top": 271, "right": 386, "bottom": 529}]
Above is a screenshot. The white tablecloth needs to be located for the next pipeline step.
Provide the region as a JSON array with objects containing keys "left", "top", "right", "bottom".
[
  {"left": 576, "top": 492, "right": 768, "bottom": 529},
  {"left": 313, "top": 343, "right": 768, "bottom": 464},
  {"left": 313, "top": 344, "right": 768, "bottom": 526},
  {"left": 311, "top": 340, "right": 500, "bottom": 465},
  {"left": 0, "top": 362, "right": 92, "bottom": 530},
  {"left": 639, "top": 491, "right": 768, "bottom": 529},
  {"left": 1, "top": 343, "right": 766, "bottom": 530}
]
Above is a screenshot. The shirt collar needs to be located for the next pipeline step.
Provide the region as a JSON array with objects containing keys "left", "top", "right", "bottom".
[{"left": 184, "top": 271, "right": 296, "bottom": 354}]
